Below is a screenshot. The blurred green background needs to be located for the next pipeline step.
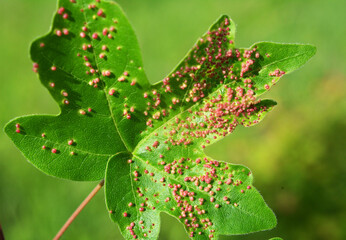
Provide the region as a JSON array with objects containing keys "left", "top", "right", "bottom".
[{"left": 0, "top": 0, "right": 345, "bottom": 239}]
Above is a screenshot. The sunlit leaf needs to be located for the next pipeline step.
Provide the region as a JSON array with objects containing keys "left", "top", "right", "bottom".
[{"left": 4, "top": 0, "right": 316, "bottom": 239}]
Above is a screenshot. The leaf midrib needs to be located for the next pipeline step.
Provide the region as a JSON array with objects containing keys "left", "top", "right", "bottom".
[
  {"left": 258, "top": 48, "right": 313, "bottom": 71},
  {"left": 80, "top": 0, "right": 132, "bottom": 152},
  {"left": 132, "top": 81, "right": 238, "bottom": 154},
  {"left": 21, "top": 133, "right": 112, "bottom": 157}
]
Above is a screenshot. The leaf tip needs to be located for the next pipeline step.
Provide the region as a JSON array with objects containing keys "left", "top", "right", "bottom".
[
  {"left": 211, "top": 15, "right": 236, "bottom": 37},
  {"left": 305, "top": 44, "right": 317, "bottom": 57}
]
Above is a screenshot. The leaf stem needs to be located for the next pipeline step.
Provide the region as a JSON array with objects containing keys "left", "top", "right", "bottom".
[
  {"left": 53, "top": 179, "right": 105, "bottom": 240},
  {"left": 0, "top": 223, "right": 5, "bottom": 240}
]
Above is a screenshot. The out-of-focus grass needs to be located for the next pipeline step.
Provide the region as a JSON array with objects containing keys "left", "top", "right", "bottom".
[{"left": 0, "top": 0, "right": 345, "bottom": 239}]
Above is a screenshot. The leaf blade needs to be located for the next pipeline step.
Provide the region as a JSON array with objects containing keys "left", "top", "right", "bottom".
[
  {"left": 106, "top": 153, "right": 276, "bottom": 239},
  {"left": 6, "top": 0, "right": 152, "bottom": 180},
  {"left": 245, "top": 42, "right": 317, "bottom": 96},
  {"left": 5, "top": 0, "right": 316, "bottom": 238},
  {"left": 5, "top": 114, "right": 122, "bottom": 180}
]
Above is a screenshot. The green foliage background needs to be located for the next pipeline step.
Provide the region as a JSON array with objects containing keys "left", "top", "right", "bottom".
[{"left": 0, "top": 0, "right": 344, "bottom": 239}]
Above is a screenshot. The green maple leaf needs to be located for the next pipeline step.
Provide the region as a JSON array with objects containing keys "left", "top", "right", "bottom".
[{"left": 4, "top": 0, "right": 316, "bottom": 239}]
